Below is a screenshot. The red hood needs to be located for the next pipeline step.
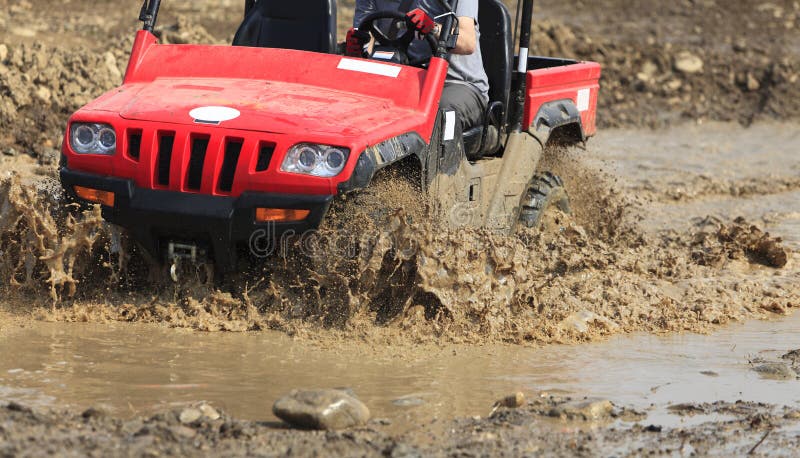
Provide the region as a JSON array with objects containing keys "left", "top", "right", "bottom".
[{"left": 111, "top": 78, "right": 417, "bottom": 137}]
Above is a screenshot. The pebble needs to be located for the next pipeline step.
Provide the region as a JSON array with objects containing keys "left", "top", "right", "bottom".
[
  {"left": 199, "top": 404, "right": 220, "bottom": 421},
  {"left": 273, "top": 389, "right": 371, "bottom": 430},
  {"left": 674, "top": 51, "right": 704, "bottom": 74},
  {"left": 35, "top": 86, "right": 51, "bottom": 103},
  {"left": 0, "top": 44, "right": 7, "bottom": 62},
  {"left": 548, "top": 398, "right": 614, "bottom": 420},
  {"left": 746, "top": 73, "right": 761, "bottom": 91},
  {"left": 178, "top": 407, "right": 203, "bottom": 424},
  {"left": 170, "top": 425, "right": 197, "bottom": 439},
  {"left": 103, "top": 52, "right": 121, "bottom": 80},
  {"left": 496, "top": 392, "right": 526, "bottom": 409}
]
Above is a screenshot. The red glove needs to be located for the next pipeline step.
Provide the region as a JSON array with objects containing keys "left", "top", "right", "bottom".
[
  {"left": 406, "top": 8, "right": 435, "bottom": 35},
  {"left": 346, "top": 28, "right": 370, "bottom": 57}
]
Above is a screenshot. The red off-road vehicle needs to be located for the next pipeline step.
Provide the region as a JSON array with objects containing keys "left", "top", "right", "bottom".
[{"left": 60, "top": 0, "right": 600, "bottom": 273}]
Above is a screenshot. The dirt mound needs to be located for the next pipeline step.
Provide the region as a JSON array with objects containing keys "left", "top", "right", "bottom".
[
  {"left": 0, "top": 17, "right": 219, "bottom": 158},
  {"left": 527, "top": 19, "right": 800, "bottom": 128}
]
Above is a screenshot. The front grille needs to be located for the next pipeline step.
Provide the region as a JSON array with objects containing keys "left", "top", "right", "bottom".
[
  {"left": 256, "top": 142, "right": 276, "bottom": 172},
  {"left": 186, "top": 136, "right": 209, "bottom": 191},
  {"left": 156, "top": 132, "right": 175, "bottom": 187},
  {"left": 127, "top": 130, "right": 142, "bottom": 161},
  {"left": 119, "top": 125, "right": 280, "bottom": 195},
  {"left": 217, "top": 138, "right": 243, "bottom": 193}
]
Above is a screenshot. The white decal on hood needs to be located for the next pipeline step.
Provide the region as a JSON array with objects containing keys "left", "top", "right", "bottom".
[
  {"left": 190, "top": 106, "right": 241, "bottom": 125},
  {"left": 337, "top": 58, "right": 401, "bottom": 78}
]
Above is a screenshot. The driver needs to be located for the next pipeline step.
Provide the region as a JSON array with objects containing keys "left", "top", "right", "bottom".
[{"left": 349, "top": 1, "right": 489, "bottom": 151}]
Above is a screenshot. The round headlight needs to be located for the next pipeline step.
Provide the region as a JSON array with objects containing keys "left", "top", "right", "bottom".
[
  {"left": 74, "top": 125, "right": 96, "bottom": 148},
  {"left": 97, "top": 127, "right": 116, "bottom": 151},
  {"left": 324, "top": 148, "right": 346, "bottom": 172},
  {"left": 296, "top": 146, "right": 319, "bottom": 172}
]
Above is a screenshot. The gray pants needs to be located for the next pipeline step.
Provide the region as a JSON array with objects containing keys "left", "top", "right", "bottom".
[{"left": 439, "top": 82, "right": 487, "bottom": 132}]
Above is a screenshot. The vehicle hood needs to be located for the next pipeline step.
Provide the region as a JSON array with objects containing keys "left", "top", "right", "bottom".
[{"left": 96, "top": 78, "right": 418, "bottom": 138}]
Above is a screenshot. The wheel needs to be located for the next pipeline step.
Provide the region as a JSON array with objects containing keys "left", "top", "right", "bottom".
[{"left": 518, "top": 172, "right": 572, "bottom": 230}]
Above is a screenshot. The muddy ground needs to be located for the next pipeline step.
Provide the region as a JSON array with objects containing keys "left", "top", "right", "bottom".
[{"left": 1, "top": 0, "right": 799, "bottom": 456}]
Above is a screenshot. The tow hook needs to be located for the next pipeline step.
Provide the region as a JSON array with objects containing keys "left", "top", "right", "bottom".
[{"left": 167, "top": 242, "right": 201, "bottom": 283}]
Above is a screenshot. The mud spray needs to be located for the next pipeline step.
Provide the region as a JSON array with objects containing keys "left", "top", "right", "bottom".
[{"left": 0, "top": 145, "right": 794, "bottom": 345}]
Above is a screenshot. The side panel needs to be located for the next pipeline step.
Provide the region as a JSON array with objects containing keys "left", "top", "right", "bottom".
[{"left": 523, "top": 62, "right": 602, "bottom": 138}]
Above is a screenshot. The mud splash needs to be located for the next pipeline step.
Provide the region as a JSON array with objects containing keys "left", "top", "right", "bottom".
[{"left": 1, "top": 150, "right": 794, "bottom": 345}]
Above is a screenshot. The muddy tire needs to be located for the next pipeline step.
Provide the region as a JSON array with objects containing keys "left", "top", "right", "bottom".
[{"left": 518, "top": 172, "right": 571, "bottom": 230}]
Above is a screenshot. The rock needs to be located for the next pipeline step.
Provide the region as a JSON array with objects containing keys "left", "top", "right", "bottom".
[
  {"left": 746, "top": 72, "right": 761, "bottom": 91},
  {"left": 273, "top": 389, "right": 371, "bottom": 430},
  {"left": 752, "top": 362, "right": 796, "bottom": 380},
  {"left": 170, "top": 425, "right": 197, "bottom": 439},
  {"left": 700, "top": 370, "right": 719, "bottom": 377},
  {"left": 548, "top": 398, "right": 614, "bottom": 420},
  {"left": 178, "top": 407, "right": 203, "bottom": 424},
  {"left": 0, "top": 44, "right": 7, "bottom": 62},
  {"left": 81, "top": 406, "right": 109, "bottom": 419},
  {"left": 103, "top": 52, "right": 122, "bottom": 80},
  {"left": 496, "top": 392, "right": 526, "bottom": 409},
  {"left": 198, "top": 404, "right": 220, "bottom": 421},
  {"left": 665, "top": 79, "right": 683, "bottom": 92},
  {"left": 781, "top": 349, "right": 800, "bottom": 365},
  {"left": 35, "top": 86, "right": 51, "bottom": 103},
  {"left": 674, "top": 51, "right": 704, "bottom": 74}
]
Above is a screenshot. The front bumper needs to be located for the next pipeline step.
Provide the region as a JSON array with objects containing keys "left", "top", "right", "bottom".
[{"left": 60, "top": 168, "right": 333, "bottom": 271}]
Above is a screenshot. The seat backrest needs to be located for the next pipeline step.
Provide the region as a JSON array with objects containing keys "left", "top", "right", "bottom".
[
  {"left": 478, "top": 0, "right": 513, "bottom": 125},
  {"left": 232, "top": 0, "right": 337, "bottom": 54}
]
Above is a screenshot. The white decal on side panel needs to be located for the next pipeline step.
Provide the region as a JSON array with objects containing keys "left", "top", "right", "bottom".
[
  {"left": 190, "top": 106, "right": 241, "bottom": 125},
  {"left": 576, "top": 89, "right": 591, "bottom": 112},
  {"left": 337, "top": 58, "right": 402, "bottom": 78},
  {"left": 443, "top": 111, "right": 456, "bottom": 141}
]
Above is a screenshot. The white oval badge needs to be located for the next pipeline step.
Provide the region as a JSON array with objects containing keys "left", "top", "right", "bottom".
[{"left": 189, "top": 106, "right": 241, "bottom": 125}]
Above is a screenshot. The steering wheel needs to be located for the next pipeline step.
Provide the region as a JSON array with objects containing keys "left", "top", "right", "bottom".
[{"left": 357, "top": 10, "right": 439, "bottom": 64}]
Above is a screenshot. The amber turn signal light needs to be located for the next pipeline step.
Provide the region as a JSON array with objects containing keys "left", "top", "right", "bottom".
[
  {"left": 255, "top": 208, "right": 310, "bottom": 223},
  {"left": 74, "top": 186, "right": 115, "bottom": 207}
]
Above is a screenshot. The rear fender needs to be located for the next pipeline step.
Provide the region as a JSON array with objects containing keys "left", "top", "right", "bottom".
[{"left": 528, "top": 99, "right": 585, "bottom": 146}]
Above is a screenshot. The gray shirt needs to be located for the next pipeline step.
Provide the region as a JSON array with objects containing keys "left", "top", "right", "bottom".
[{"left": 354, "top": 0, "right": 490, "bottom": 101}]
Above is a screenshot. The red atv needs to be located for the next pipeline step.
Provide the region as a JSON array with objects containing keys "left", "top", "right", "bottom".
[{"left": 60, "top": 0, "right": 600, "bottom": 274}]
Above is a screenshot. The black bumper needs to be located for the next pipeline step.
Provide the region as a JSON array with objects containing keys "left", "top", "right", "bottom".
[{"left": 60, "top": 168, "right": 333, "bottom": 271}]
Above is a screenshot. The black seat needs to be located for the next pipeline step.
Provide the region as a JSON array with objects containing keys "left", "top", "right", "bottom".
[
  {"left": 233, "top": 0, "right": 337, "bottom": 54},
  {"left": 463, "top": 0, "right": 513, "bottom": 159}
]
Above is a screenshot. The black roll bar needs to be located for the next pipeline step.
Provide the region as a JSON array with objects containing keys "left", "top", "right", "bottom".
[
  {"left": 509, "top": 0, "right": 534, "bottom": 132},
  {"left": 139, "top": 0, "right": 163, "bottom": 32}
]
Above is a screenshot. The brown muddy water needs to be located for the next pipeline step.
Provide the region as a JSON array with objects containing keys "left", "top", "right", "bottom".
[
  {"left": 1, "top": 313, "right": 799, "bottom": 434},
  {"left": 1, "top": 121, "right": 798, "bottom": 437}
]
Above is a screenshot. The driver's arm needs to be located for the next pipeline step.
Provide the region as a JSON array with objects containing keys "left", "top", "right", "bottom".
[{"left": 450, "top": 17, "right": 477, "bottom": 55}]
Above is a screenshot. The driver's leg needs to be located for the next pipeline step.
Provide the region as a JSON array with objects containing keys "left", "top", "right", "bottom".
[{"left": 439, "top": 83, "right": 486, "bottom": 133}]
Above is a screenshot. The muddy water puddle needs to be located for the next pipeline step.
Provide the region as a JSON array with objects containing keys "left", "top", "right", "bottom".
[{"left": 1, "top": 314, "right": 798, "bottom": 432}]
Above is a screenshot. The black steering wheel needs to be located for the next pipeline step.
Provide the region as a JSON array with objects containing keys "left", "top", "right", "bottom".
[{"left": 357, "top": 10, "right": 439, "bottom": 64}]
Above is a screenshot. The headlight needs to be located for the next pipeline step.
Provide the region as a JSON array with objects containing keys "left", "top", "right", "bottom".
[
  {"left": 281, "top": 143, "right": 350, "bottom": 177},
  {"left": 69, "top": 123, "right": 117, "bottom": 155}
]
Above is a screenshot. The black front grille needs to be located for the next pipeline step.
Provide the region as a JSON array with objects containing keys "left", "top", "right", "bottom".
[
  {"left": 256, "top": 142, "right": 275, "bottom": 172},
  {"left": 156, "top": 133, "right": 175, "bottom": 187},
  {"left": 186, "top": 136, "right": 209, "bottom": 191},
  {"left": 218, "top": 139, "right": 242, "bottom": 193},
  {"left": 127, "top": 130, "right": 142, "bottom": 161}
]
